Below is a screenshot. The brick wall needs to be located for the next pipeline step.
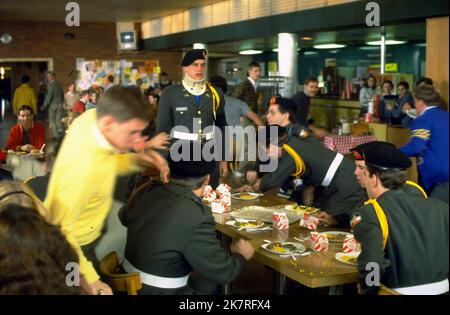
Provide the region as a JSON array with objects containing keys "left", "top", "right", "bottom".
[{"left": 0, "top": 21, "right": 182, "bottom": 90}]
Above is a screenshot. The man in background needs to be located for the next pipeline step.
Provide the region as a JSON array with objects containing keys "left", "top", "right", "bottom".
[
  {"left": 13, "top": 75, "right": 36, "bottom": 114},
  {"left": 42, "top": 71, "right": 64, "bottom": 138}
]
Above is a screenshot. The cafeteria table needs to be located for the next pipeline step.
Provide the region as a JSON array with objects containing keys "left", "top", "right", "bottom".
[{"left": 213, "top": 187, "right": 358, "bottom": 295}]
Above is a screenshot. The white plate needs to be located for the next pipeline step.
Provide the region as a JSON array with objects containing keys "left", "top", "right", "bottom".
[
  {"left": 335, "top": 252, "right": 360, "bottom": 265},
  {"left": 284, "top": 204, "right": 320, "bottom": 214},
  {"left": 262, "top": 242, "right": 306, "bottom": 255},
  {"left": 225, "top": 219, "right": 264, "bottom": 229},
  {"left": 320, "top": 231, "right": 350, "bottom": 243},
  {"left": 231, "top": 192, "right": 260, "bottom": 200}
]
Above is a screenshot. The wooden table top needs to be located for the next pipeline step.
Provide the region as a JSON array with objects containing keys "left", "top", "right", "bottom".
[{"left": 213, "top": 188, "right": 358, "bottom": 288}]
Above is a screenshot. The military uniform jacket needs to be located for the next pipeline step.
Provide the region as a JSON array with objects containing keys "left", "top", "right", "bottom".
[
  {"left": 352, "top": 187, "right": 449, "bottom": 294},
  {"left": 156, "top": 83, "right": 227, "bottom": 138},
  {"left": 231, "top": 79, "right": 259, "bottom": 113},
  {"left": 119, "top": 182, "right": 246, "bottom": 295},
  {"left": 260, "top": 136, "right": 366, "bottom": 216}
]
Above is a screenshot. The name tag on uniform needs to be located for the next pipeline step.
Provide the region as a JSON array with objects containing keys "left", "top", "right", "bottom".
[{"left": 175, "top": 107, "right": 188, "bottom": 112}]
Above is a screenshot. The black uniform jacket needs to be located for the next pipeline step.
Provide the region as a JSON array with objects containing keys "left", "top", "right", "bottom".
[
  {"left": 260, "top": 136, "right": 366, "bottom": 216},
  {"left": 119, "top": 182, "right": 246, "bottom": 294},
  {"left": 352, "top": 186, "right": 449, "bottom": 294}
]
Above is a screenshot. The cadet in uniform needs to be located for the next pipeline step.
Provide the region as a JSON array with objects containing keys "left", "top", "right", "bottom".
[
  {"left": 239, "top": 125, "right": 366, "bottom": 225},
  {"left": 119, "top": 153, "right": 254, "bottom": 295},
  {"left": 350, "top": 141, "right": 449, "bottom": 295},
  {"left": 156, "top": 49, "right": 228, "bottom": 187}
]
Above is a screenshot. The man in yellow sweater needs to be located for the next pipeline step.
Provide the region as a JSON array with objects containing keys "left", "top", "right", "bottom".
[
  {"left": 44, "top": 85, "right": 170, "bottom": 295},
  {"left": 13, "top": 75, "right": 37, "bottom": 114}
]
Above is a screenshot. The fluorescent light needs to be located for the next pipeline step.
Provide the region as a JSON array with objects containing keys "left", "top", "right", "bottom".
[
  {"left": 415, "top": 43, "right": 426, "bottom": 47},
  {"left": 301, "top": 36, "right": 314, "bottom": 40},
  {"left": 304, "top": 51, "right": 318, "bottom": 56},
  {"left": 272, "top": 48, "right": 279, "bottom": 52},
  {"left": 313, "top": 44, "right": 346, "bottom": 49},
  {"left": 366, "top": 40, "right": 407, "bottom": 45},
  {"left": 239, "top": 50, "right": 263, "bottom": 55},
  {"left": 358, "top": 46, "right": 380, "bottom": 50}
]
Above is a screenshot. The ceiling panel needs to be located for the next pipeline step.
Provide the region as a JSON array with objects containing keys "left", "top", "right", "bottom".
[{"left": 0, "top": 0, "right": 224, "bottom": 23}]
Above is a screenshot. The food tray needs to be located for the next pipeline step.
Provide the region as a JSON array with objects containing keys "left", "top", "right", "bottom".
[{"left": 231, "top": 205, "right": 303, "bottom": 224}]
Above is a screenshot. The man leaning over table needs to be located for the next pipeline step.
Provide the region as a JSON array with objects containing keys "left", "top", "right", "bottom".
[
  {"left": 350, "top": 141, "right": 448, "bottom": 295},
  {"left": 119, "top": 150, "right": 254, "bottom": 295},
  {"left": 44, "top": 85, "right": 170, "bottom": 295}
]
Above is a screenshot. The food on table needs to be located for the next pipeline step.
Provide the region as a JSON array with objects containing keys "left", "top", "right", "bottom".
[
  {"left": 341, "top": 255, "right": 358, "bottom": 264},
  {"left": 234, "top": 219, "right": 262, "bottom": 228},
  {"left": 267, "top": 242, "right": 298, "bottom": 254},
  {"left": 325, "top": 233, "right": 347, "bottom": 242}
]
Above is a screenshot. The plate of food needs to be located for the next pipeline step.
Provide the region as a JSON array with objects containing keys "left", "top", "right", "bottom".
[
  {"left": 284, "top": 204, "right": 320, "bottom": 214},
  {"left": 262, "top": 241, "right": 306, "bottom": 255},
  {"left": 321, "top": 231, "right": 350, "bottom": 243},
  {"left": 335, "top": 251, "right": 360, "bottom": 265},
  {"left": 231, "top": 192, "right": 261, "bottom": 200},
  {"left": 226, "top": 218, "right": 264, "bottom": 229}
]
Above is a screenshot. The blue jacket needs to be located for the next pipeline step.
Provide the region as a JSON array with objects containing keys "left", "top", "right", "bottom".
[{"left": 400, "top": 107, "right": 449, "bottom": 191}]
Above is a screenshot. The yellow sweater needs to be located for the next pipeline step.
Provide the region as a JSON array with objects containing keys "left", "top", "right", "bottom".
[
  {"left": 44, "top": 109, "right": 140, "bottom": 283},
  {"left": 13, "top": 83, "right": 37, "bottom": 113}
]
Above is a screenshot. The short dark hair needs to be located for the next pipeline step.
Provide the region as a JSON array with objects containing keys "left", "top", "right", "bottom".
[
  {"left": 21, "top": 75, "right": 31, "bottom": 84},
  {"left": 264, "top": 126, "right": 289, "bottom": 148},
  {"left": 209, "top": 75, "right": 228, "bottom": 94},
  {"left": 397, "top": 81, "right": 409, "bottom": 90},
  {"left": 366, "top": 166, "right": 407, "bottom": 189},
  {"left": 414, "top": 85, "right": 440, "bottom": 105},
  {"left": 364, "top": 75, "right": 377, "bottom": 88},
  {"left": 161, "top": 72, "right": 168, "bottom": 77},
  {"left": 96, "top": 85, "right": 151, "bottom": 122},
  {"left": 17, "top": 105, "right": 34, "bottom": 115},
  {"left": 248, "top": 61, "right": 261, "bottom": 70},
  {"left": 304, "top": 76, "right": 318, "bottom": 85},
  {"left": 170, "top": 175, "right": 208, "bottom": 190},
  {"left": 107, "top": 75, "right": 114, "bottom": 83},
  {"left": 80, "top": 90, "right": 89, "bottom": 97},
  {"left": 383, "top": 80, "right": 394, "bottom": 89},
  {"left": 416, "top": 76, "right": 433, "bottom": 87},
  {"left": 270, "top": 96, "right": 296, "bottom": 123}
]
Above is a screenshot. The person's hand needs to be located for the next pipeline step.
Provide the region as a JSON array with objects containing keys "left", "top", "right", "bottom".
[
  {"left": 236, "top": 184, "right": 254, "bottom": 193},
  {"left": 138, "top": 149, "right": 170, "bottom": 183},
  {"left": 147, "top": 132, "right": 170, "bottom": 150},
  {"left": 317, "top": 211, "right": 338, "bottom": 226},
  {"left": 220, "top": 161, "right": 228, "bottom": 178},
  {"left": 20, "top": 144, "right": 34, "bottom": 152},
  {"left": 230, "top": 239, "right": 255, "bottom": 261},
  {"left": 246, "top": 170, "right": 258, "bottom": 184},
  {"left": 80, "top": 277, "right": 113, "bottom": 295},
  {"left": 402, "top": 102, "right": 412, "bottom": 113}
]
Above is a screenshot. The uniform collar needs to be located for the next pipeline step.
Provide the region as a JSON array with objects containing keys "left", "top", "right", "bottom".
[
  {"left": 182, "top": 75, "right": 206, "bottom": 96},
  {"left": 164, "top": 182, "right": 199, "bottom": 202},
  {"left": 420, "top": 106, "right": 437, "bottom": 116},
  {"left": 247, "top": 77, "right": 257, "bottom": 90}
]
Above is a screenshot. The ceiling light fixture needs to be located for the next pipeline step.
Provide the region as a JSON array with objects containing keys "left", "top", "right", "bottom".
[
  {"left": 313, "top": 44, "right": 346, "bottom": 49},
  {"left": 272, "top": 48, "right": 279, "bottom": 52},
  {"left": 304, "top": 51, "right": 319, "bottom": 56},
  {"left": 239, "top": 50, "right": 263, "bottom": 55},
  {"left": 366, "top": 40, "right": 407, "bottom": 45},
  {"left": 301, "top": 36, "right": 314, "bottom": 40}
]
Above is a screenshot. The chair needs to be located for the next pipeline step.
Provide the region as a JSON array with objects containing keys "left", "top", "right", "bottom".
[
  {"left": 378, "top": 284, "right": 402, "bottom": 295},
  {"left": 99, "top": 251, "right": 142, "bottom": 295}
]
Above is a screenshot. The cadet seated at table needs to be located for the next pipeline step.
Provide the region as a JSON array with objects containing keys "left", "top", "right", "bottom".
[
  {"left": 119, "top": 152, "right": 255, "bottom": 295},
  {"left": 238, "top": 125, "right": 367, "bottom": 227},
  {"left": 5, "top": 105, "right": 45, "bottom": 153},
  {"left": 350, "top": 141, "right": 448, "bottom": 295}
]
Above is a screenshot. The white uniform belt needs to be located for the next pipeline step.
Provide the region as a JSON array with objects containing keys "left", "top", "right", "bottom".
[
  {"left": 394, "top": 279, "right": 449, "bottom": 295},
  {"left": 172, "top": 130, "right": 214, "bottom": 141},
  {"left": 321, "top": 153, "right": 344, "bottom": 187},
  {"left": 122, "top": 258, "right": 190, "bottom": 289}
]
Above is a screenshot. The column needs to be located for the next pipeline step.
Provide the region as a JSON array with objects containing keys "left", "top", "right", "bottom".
[{"left": 277, "top": 33, "right": 298, "bottom": 97}]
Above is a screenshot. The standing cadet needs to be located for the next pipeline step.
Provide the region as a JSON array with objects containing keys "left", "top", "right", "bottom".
[
  {"left": 238, "top": 125, "right": 366, "bottom": 225},
  {"left": 400, "top": 84, "right": 449, "bottom": 204},
  {"left": 157, "top": 49, "right": 228, "bottom": 186},
  {"left": 350, "top": 141, "right": 448, "bottom": 295},
  {"left": 42, "top": 71, "right": 64, "bottom": 138},
  {"left": 119, "top": 153, "right": 254, "bottom": 295}
]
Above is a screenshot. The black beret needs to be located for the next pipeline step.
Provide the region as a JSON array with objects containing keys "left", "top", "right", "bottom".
[
  {"left": 350, "top": 141, "right": 411, "bottom": 170},
  {"left": 168, "top": 150, "right": 215, "bottom": 179},
  {"left": 181, "top": 49, "right": 207, "bottom": 66}
]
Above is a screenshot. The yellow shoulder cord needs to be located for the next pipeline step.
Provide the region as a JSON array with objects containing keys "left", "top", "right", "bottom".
[
  {"left": 206, "top": 83, "right": 219, "bottom": 120},
  {"left": 364, "top": 199, "right": 389, "bottom": 250},
  {"left": 23, "top": 176, "right": 37, "bottom": 185},
  {"left": 282, "top": 144, "right": 306, "bottom": 177},
  {"left": 405, "top": 180, "right": 428, "bottom": 198}
]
